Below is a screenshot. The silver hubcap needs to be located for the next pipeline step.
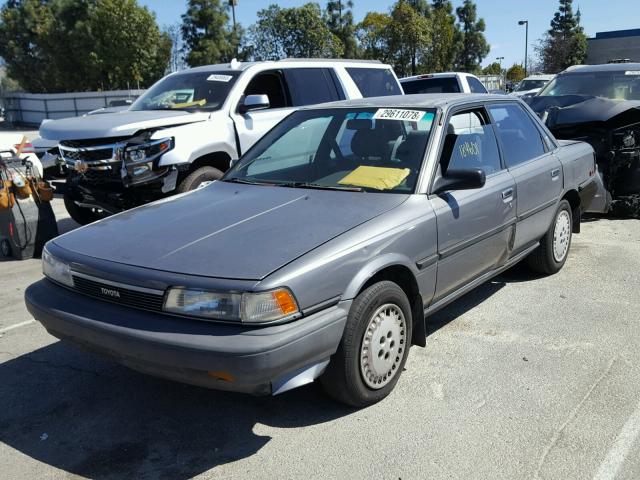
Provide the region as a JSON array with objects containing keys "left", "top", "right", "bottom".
[
  {"left": 360, "top": 303, "right": 406, "bottom": 389},
  {"left": 553, "top": 210, "right": 571, "bottom": 262}
]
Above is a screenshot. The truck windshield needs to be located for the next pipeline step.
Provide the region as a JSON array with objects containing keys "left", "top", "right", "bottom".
[
  {"left": 538, "top": 70, "right": 640, "bottom": 100},
  {"left": 130, "top": 71, "right": 241, "bottom": 112},
  {"left": 224, "top": 107, "right": 436, "bottom": 194}
]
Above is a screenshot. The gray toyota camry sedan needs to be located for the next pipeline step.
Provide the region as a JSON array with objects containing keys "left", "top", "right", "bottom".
[{"left": 26, "top": 94, "right": 597, "bottom": 406}]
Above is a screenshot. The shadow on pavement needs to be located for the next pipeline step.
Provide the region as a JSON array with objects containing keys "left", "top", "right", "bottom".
[{"left": 0, "top": 341, "right": 353, "bottom": 479}]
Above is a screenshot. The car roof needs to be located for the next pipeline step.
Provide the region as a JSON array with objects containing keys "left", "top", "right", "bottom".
[
  {"left": 400, "top": 72, "right": 475, "bottom": 82},
  {"left": 563, "top": 63, "right": 640, "bottom": 74},
  {"left": 182, "top": 59, "right": 388, "bottom": 74},
  {"left": 302, "top": 93, "right": 511, "bottom": 110}
]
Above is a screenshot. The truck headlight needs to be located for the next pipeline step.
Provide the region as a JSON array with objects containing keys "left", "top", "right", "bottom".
[
  {"left": 163, "top": 287, "right": 300, "bottom": 324},
  {"left": 123, "top": 137, "right": 173, "bottom": 175},
  {"left": 42, "top": 246, "right": 73, "bottom": 287}
]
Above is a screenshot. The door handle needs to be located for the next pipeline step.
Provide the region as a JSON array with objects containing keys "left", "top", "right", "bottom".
[
  {"left": 551, "top": 168, "right": 561, "bottom": 179},
  {"left": 501, "top": 188, "right": 513, "bottom": 200}
]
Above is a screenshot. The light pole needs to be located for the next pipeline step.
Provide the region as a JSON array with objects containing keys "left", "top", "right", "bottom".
[
  {"left": 518, "top": 20, "right": 529, "bottom": 76},
  {"left": 496, "top": 56, "right": 505, "bottom": 90},
  {"left": 496, "top": 56, "right": 504, "bottom": 70}
]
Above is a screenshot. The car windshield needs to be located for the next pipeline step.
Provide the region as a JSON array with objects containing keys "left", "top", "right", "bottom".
[
  {"left": 224, "top": 107, "right": 436, "bottom": 194},
  {"left": 538, "top": 70, "right": 640, "bottom": 100},
  {"left": 516, "top": 79, "right": 548, "bottom": 91},
  {"left": 130, "top": 71, "right": 240, "bottom": 112}
]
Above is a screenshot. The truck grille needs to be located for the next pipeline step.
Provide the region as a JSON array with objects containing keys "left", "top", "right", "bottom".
[
  {"left": 71, "top": 274, "right": 165, "bottom": 313},
  {"left": 62, "top": 147, "right": 114, "bottom": 162}
]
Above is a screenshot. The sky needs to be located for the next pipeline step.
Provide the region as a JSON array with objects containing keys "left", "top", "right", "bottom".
[{"left": 139, "top": 0, "right": 640, "bottom": 69}]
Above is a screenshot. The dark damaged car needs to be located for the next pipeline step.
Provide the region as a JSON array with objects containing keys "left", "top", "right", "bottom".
[{"left": 526, "top": 63, "right": 640, "bottom": 217}]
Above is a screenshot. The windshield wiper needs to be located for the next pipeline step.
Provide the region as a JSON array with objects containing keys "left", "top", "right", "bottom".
[
  {"left": 222, "top": 177, "right": 277, "bottom": 186},
  {"left": 278, "top": 182, "right": 364, "bottom": 192}
]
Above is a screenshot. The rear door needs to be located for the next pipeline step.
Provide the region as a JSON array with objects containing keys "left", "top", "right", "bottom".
[
  {"left": 231, "top": 68, "right": 341, "bottom": 154},
  {"left": 430, "top": 107, "right": 516, "bottom": 302},
  {"left": 487, "top": 103, "right": 563, "bottom": 252}
]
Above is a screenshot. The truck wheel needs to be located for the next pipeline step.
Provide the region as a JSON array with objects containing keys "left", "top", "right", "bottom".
[
  {"left": 176, "top": 166, "right": 224, "bottom": 193},
  {"left": 527, "top": 199, "right": 573, "bottom": 275},
  {"left": 63, "top": 193, "right": 103, "bottom": 226},
  {"left": 321, "top": 280, "right": 412, "bottom": 407}
]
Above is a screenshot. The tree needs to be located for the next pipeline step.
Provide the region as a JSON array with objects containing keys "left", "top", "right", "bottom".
[
  {"left": 357, "top": 1, "right": 430, "bottom": 77},
  {"left": 250, "top": 3, "right": 343, "bottom": 60},
  {"left": 482, "top": 62, "right": 502, "bottom": 75},
  {"left": 454, "top": 0, "right": 489, "bottom": 73},
  {"left": 538, "top": 0, "right": 587, "bottom": 73},
  {"left": 325, "top": 1, "right": 357, "bottom": 58},
  {"left": 506, "top": 63, "right": 525, "bottom": 83},
  {"left": 0, "top": 0, "right": 171, "bottom": 92},
  {"left": 86, "top": 0, "right": 172, "bottom": 90},
  {"left": 420, "top": 0, "right": 460, "bottom": 72},
  {"left": 181, "top": 0, "right": 241, "bottom": 67}
]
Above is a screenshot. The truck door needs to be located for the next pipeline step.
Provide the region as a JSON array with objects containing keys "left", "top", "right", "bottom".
[
  {"left": 430, "top": 108, "right": 516, "bottom": 303},
  {"left": 487, "top": 103, "right": 563, "bottom": 253},
  {"left": 231, "top": 68, "right": 342, "bottom": 155}
]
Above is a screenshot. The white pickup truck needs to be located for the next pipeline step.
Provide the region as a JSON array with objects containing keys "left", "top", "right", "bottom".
[{"left": 39, "top": 59, "right": 402, "bottom": 224}]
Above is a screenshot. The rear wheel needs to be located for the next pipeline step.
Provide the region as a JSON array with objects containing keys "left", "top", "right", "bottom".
[
  {"left": 0, "top": 239, "right": 12, "bottom": 258},
  {"left": 63, "top": 193, "right": 104, "bottom": 226},
  {"left": 176, "top": 166, "right": 224, "bottom": 193},
  {"left": 321, "top": 280, "right": 412, "bottom": 407},
  {"left": 527, "top": 199, "right": 573, "bottom": 274}
]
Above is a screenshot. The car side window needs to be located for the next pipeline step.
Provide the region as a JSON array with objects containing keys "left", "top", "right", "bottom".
[
  {"left": 284, "top": 68, "right": 341, "bottom": 106},
  {"left": 467, "top": 77, "right": 488, "bottom": 93},
  {"left": 488, "top": 104, "right": 546, "bottom": 167},
  {"left": 441, "top": 109, "right": 502, "bottom": 175},
  {"left": 346, "top": 67, "right": 402, "bottom": 97},
  {"left": 244, "top": 70, "right": 289, "bottom": 109}
]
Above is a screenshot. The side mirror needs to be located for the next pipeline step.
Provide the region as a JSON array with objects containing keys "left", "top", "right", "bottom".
[
  {"left": 432, "top": 168, "right": 486, "bottom": 194},
  {"left": 239, "top": 94, "right": 270, "bottom": 114}
]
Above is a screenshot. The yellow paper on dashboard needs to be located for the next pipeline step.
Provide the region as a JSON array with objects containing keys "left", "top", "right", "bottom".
[{"left": 338, "top": 166, "right": 411, "bottom": 190}]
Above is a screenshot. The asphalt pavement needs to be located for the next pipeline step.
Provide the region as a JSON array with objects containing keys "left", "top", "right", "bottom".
[{"left": 1, "top": 199, "right": 639, "bottom": 480}]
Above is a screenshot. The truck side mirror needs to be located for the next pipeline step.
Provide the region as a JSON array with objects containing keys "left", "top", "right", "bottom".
[
  {"left": 432, "top": 168, "right": 486, "bottom": 194},
  {"left": 239, "top": 94, "right": 270, "bottom": 114}
]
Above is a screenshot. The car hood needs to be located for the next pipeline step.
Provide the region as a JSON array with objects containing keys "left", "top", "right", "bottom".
[
  {"left": 54, "top": 181, "right": 409, "bottom": 280},
  {"left": 39, "top": 110, "right": 210, "bottom": 141},
  {"left": 526, "top": 95, "right": 640, "bottom": 127}
]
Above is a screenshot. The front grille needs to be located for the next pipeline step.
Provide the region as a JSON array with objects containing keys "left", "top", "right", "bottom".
[
  {"left": 62, "top": 147, "right": 114, "bottom": 162},
  {"left": 60, "top": 137, "right": 129, "bottom": 148},
  {"left": 72, "top": 275, "right": 165, "bottom": 312}
]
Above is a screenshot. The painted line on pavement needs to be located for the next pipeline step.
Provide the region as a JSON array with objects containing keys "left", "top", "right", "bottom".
[
  {"left": 593, "top": 398, "right": 640, "bottom": 480},
  {"left": 0, "top": 319, "right": 36, "bottom": 334}
]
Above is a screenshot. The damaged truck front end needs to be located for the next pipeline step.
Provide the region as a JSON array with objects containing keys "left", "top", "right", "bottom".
[{"left": 526, "top": 64, "right": 640, "bottom": 218}]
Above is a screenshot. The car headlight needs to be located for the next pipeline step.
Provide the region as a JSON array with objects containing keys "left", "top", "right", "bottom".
[
  {"left": 42, "top": 246, "right": 73, "bottom": 287},
  {"left": 123, "top": 137, "right": 173, "bottom": 176},
  {"left": 163, "top": 287, "right": 300, "bottom": 324}
]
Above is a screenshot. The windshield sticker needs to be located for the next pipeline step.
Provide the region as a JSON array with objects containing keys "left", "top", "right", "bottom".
[
  {"left": 207, "top": 74, "right": 233, "bottom": 82},
  {"left": 624, "top": 71, "right": 640, "bottom": 76},
  {"left": 373, "top": 108, "right": 430, "bottom": 122}
]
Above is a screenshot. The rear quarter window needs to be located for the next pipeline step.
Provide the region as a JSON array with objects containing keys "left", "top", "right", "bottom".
[
  {"left": 402, "top": 77, "right": 461, "bottom": 94},
  {"left": 346, "top": 67, "right": 402, "bottom": 97}
]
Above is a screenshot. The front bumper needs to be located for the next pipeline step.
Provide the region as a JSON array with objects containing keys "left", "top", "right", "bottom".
[{"left": 25, "top": 279, "right": 348, "bottom": 395}]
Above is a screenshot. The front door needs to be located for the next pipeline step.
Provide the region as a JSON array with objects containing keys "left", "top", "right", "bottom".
[{"left": 430, "top": 108, "right": 516, "bottom": 302}]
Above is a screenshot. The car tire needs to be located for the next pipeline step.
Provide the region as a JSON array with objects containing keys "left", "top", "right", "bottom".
[
  {"left": 527, "top": 199, "right": 573, "bottom": 275},
  {"left": 176, "top": 166, "right": 224, "bottom": 194},
  {"left": 0, "top": 239, "right": 12, "bottom": 258},
  {"left": 320, "top": 280, "right": 412, "bottom": 407},
  {"left": 63, "top": 193, "right": 103, "bottom": 226}
]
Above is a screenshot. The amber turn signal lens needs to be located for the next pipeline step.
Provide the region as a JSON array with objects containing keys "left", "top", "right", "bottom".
[{"left": 273, "top": 289, "right": 298, "bottom": 315}]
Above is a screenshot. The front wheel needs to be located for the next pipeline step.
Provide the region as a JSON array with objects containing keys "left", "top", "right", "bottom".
[
  {"left": 176, "top": 166, "right": 224, "bottom": 194},
  {"left": 527, "top": 199, "right": 573, "bottom": 274},
  {"left": 321, "top": 280, "right": 412, "bottom": 407},
  {"left": 63, "top": 193, "right": 104, "bottom": 226}
]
